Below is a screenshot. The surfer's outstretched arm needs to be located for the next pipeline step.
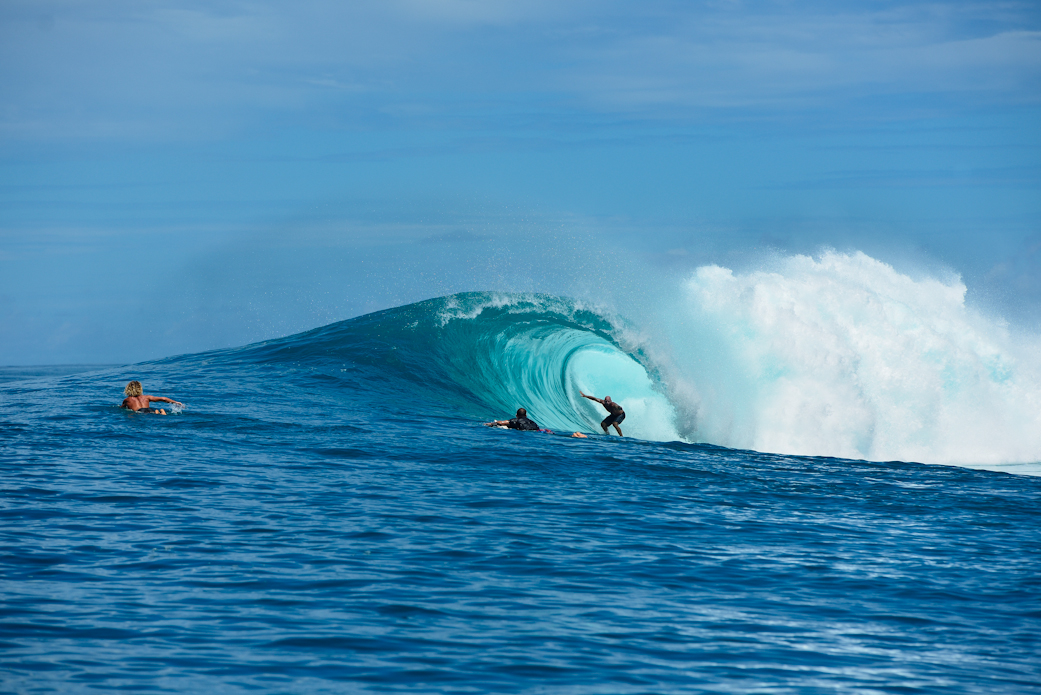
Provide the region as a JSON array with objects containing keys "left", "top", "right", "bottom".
[
  {"left": 580, "top": 392, "right": 603, "bottom": 404},
  {"left": 147, "top": 396, "right": 183, "bottom": 407},
  {"left": 485, "top": 420, "right": 509, "bottom": 427}
]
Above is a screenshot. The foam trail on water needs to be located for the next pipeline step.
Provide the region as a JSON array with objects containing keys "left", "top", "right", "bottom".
[{"left": 662, "top": 251, "right": 1041, "bottom": 466}]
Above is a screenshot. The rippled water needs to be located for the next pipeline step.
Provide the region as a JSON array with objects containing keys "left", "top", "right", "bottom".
[{"left": 2, "top": 295, "right": 1039, "bottom": 693}]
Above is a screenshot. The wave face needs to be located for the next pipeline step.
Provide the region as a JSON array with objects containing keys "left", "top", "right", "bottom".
[
  {"left": 204, "top": 251, "right": 1041, "bottom": 467},
  {"left": 229, "top": 292, "right": 683, "bottom": 442}
]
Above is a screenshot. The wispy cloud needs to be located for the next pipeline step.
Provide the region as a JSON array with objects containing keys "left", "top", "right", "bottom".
[
  {"left": 0, "top": 0, "right": 1038, "bottom": 143},
  {"left": 389, "top": 0, "right": 577, "bottom": 26},
  {"left": 558, "top": 4, "right": 1041, "bottom": 113},
  {"left": 420, "top": 230, "right": 493, "bottom": 244}
]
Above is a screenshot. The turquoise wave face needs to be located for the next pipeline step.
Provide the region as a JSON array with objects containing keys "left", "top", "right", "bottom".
[{"left": 217, "top": 292, "right": 684, "bottom": 440}]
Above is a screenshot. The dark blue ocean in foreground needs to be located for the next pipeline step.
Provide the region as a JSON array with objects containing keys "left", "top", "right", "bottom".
[{"left": 2, "top": 293, "right": 1039, "bottom": 693}]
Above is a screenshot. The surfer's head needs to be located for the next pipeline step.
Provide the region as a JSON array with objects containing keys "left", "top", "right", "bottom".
[
  {"left": 516, "top": 408, "right": 527, "bottom": 418},
  {"left": 124, "top": 381, "right": 142, "bottom": 397},
  {"left": 604, "top": 396, "right": 612, "bottom": 403}
]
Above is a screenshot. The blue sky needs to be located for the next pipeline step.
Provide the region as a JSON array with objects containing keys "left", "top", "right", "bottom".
[{"left": 2, "top": 0, "right": 1040, "bottom": 364}]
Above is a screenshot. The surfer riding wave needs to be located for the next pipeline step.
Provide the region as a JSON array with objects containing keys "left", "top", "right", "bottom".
[{"left": 581, "top": 392, "right": 625, "bottom": 436}]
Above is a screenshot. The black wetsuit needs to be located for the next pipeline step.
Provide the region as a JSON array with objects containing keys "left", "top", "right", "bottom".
[{"left": 506, "top": 416, "right": 540, "bottom": 431}]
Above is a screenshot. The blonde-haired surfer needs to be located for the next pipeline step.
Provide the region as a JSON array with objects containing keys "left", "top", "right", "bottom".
[{"left": 121, "top": 381, "right": 182, "bottom": 415}]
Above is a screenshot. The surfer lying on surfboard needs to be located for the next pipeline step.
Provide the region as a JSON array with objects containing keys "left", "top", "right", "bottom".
[
  {"left": 485, "top": 408, "right": 542, "bottom": 431},
  {"left": 484, "top": 408, "right": 589, "bottom": 437},
  {"left": 121, "top": 381, "right": 182, "bottom": 415}
]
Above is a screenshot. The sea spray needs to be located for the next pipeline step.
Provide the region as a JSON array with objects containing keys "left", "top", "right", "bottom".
[{"left": 669, "top": 250, "right": 1041, "bottom": 464}]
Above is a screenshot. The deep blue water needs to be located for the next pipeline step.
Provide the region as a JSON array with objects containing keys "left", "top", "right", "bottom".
[{"left": 2, "top": 293, "right": 1039, "bottom": 693}]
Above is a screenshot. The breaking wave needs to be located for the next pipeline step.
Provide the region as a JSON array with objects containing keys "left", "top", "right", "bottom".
[{"left": 199, "top": 251, "right": 1041, "bottom": 468}]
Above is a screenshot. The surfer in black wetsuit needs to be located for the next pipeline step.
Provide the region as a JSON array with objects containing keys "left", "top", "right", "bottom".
[
  {"left": 485, "top": 408, "right": 541, "bottom": 431},
  {"left": 581, "top": 392, "right": 625, "bottom": 436},
  {"left": 121, "top": 381, "right": 183, "bottom": 415}
]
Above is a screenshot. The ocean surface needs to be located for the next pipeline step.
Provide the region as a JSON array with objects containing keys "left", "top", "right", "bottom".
[{"left": 2, "top": 287, "right": 1040, "bottom": 693}]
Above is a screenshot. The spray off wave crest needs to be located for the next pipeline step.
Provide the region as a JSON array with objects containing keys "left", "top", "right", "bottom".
[
  {"left": 668, "top": 251, "right": 1041, "bottom": 466},
  {"left": 224, "top": 251, "right": 1041, "bottom": 469}
]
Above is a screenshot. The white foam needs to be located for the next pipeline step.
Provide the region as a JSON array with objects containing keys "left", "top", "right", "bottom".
[{"left": 658, "top": 251, "right": 1041, "bottom": 468}]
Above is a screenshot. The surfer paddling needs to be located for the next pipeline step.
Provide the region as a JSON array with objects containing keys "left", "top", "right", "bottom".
[
  {"left": 580, "top": 392, "right": 625, "bottom": 436},
  {"left": 121, "top": 381, "right": 182, "bottom": 415},
  {"left": 485, "top": 408, "right": 541, "bottom": 431}
]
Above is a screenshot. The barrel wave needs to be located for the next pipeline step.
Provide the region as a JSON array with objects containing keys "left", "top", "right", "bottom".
[
  {"left": 188, "top": 251, "right": 1041, "bottom": 470},
  {"left": 226, "top": 292, "right": 683, "bottom": 441}
]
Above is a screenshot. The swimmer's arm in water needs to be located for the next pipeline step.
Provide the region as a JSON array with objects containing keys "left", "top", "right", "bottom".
[{"left": 484, "top": 420, "right": 510, "bottom": 427}]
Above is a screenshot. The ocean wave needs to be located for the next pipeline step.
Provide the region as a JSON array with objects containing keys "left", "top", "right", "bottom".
[
  {"left": 190, "top": 251, "right": 1041, "bottom": 466},
  {"left": 213, "top": 292, "right": 681, "bottom": 440}
]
